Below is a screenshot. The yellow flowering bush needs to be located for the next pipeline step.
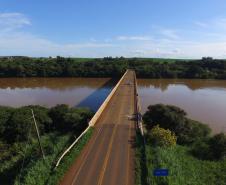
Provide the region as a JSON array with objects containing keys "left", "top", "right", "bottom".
[{"left": 148, "top": 125, "right": 177, "bottom": 147}]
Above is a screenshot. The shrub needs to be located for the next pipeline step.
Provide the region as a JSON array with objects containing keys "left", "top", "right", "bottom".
[
  {"left": 28, "top": 105, "right": 52, "bottom": 133},
  {"left": 49, "top": 104, "right": 70, "bottom": 131},
  {"left": 4, "top": 107, "right": 33, "bottom": 143},
  {"left": 69, "top": 108, "right": 93, "bottom": 131},
  {"left": 143, "top": 104, "right": 211, "bottom": 145},
  {"left": 178, "top": 120, "right": 211, "bottom": 145},
  {"left": 209, "top": 133, "right": 226, "bottom": 160},
  {"left": 191, "top": 140, "right": 210, "bottom": 160},
  {"left": 148, "top": 125, "right": 177, "bottom": 147},
  {"left": 191, "top": 133, "right": 226, "bottom": 160},
  {"left": 0, "top": 106, "right": 14, "bottom": 139},
  {"left": 49, "top": 105, "right": 93, "bottom": 132},
  {"left": 3, "top": 106, "right": 53, "bottom": 143}
]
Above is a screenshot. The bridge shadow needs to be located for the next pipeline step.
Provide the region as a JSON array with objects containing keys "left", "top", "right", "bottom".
[{"left": 75, "top": 78, "right": 118, "bottom": 111}]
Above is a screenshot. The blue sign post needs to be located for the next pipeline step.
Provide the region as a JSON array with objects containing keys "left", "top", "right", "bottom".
[{"left": 153, "top": 169, "right": 169, "bottom": 176}]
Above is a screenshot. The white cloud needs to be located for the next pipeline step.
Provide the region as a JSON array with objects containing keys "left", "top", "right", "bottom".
[
  {"left": 181, "top": 41, "right": 226, "bottom": 58},
  {"left": 104, "top": 38, "right": 112, "bottom": 43},
  {"left": 0, "top": 13, "right": 31, "bottom": 32},
  {"left": 116, "top": 36, "right": 152, "bottom": 41},
  {"left": 194, "top": 17, "right": 226, "bottom": 30},
  {"left": 214, "top": 18, "right": 226, "bottom": 30},
  {"left": 89, "top": 38, "right": 97, "bottom": 42},
  {"left": 0, "top": 32, "right": 114, "bottom": 57},
  {"left": 160, "top": 29, "right": 179, "bottom": 40},
  {"left": 130, "top": 50, "right": 147, "bottom": 57},
  {"left": 194, "top": 21, "right": 208, "bottom": 28}
]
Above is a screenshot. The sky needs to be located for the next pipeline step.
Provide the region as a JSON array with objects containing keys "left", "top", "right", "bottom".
[{"left": 0, "top": 0, "right": 226, "bottom": 58}]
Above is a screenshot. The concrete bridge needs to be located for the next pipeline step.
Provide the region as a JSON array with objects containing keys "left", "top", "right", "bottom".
[{"left": 60, "top": 70, "right": 141, "bottom": 185}]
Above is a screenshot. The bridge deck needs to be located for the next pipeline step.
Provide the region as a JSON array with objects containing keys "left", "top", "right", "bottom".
[{"left": 60, "top": 70, "right": 136, "bottom": 185}]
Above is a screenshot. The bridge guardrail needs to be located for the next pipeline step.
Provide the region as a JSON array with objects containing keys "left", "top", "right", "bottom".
[{"left": 134, "top": 72, "right": 145, "bottom": 138}]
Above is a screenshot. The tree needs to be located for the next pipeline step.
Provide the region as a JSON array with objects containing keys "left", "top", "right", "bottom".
[
  {"left": 29, "top": 106, "right": 52, "bottom": 133},
  {"left": 143, "top": 104, "right": 187, "bottom": 131},
  {"left": 0, "top": 106, "right": 14, "bottom": 140},
  {"left": 48, "top": 105, "right": 93, "bottom": 132},
  {"left": 191, "top": 139, "right": 210, "bottom": 160},
  {"left": 4, "top": 107, "right": 32, "bottom": 143},
  {"left": 191, "top": 133, "right": 226, "bottom": 161},
  {"left": 49, "top": 104, "right": 69, "bottom": 131}
]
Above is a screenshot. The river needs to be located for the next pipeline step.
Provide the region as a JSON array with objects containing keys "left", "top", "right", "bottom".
[{"left": 0, "top": 78, "right": 225, "bottom": 133}]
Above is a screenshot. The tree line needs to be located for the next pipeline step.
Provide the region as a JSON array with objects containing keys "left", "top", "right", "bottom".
[{"left": 0, "top": 56, "right": 226, "bottom": 79}]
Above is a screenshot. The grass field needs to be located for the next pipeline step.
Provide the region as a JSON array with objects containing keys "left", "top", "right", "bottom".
[
  {"left": 135, "top": 132, "right": 148, "bottom": 185},
  {"left": 145, "top": 144, "right": 226, "bottom": 185}
]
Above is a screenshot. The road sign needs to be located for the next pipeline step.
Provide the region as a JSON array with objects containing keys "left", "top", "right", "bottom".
[{"left": 153, "top": 169, "right": 169, "bottom": 176}]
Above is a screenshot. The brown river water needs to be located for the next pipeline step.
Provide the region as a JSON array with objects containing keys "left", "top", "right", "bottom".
[{"left": 0, "top": 78, "right": 225, "bottom": 133}]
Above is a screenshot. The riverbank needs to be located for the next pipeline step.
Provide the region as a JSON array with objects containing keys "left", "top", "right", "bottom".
[{"left": 136, "top": 104, "right": 226, "bottom": 185}]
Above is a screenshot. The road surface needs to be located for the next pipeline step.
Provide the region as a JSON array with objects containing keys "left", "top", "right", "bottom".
[{"left": 60, "top": 70, "right": 136, "bottom": 185}]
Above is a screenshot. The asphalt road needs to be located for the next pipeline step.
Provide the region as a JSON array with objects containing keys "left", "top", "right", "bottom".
[{"left": 60, "top": 70, "right": 136, "bottom": 185}]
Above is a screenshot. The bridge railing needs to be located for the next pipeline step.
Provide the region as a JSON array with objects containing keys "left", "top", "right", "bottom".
[{"left": 134, "top": 72, "right": 145, "bottom": 139}]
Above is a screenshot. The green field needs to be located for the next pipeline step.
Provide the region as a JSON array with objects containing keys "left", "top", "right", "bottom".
[{"left": 146, "top": 145, "right": 226, "bottom": 185}]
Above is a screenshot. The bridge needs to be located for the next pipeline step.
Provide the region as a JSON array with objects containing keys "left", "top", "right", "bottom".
[{"left": 60, "top": 70, "right": 142, "bottom": 185}]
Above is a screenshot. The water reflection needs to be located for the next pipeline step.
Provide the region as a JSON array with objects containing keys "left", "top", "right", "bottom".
[
  {"left": 138, "top": 79, "right": 226, "bottom": 133},
  {"left": 0, "top": 78, "right": 113, "bottom": 90},
  {"left": 0, "top": 78, "right": 114, "bottom": 110},
  {"left": 138, "top": 79, "right": 226, "bottom": 92}
]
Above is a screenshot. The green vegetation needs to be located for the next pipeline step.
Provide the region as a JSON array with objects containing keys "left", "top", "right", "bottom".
[
  {"left": 0, "top": 56, "right": 226, "bottom": 79},
  {"left": 14, "top": 128, "right": 93, "bottom": 185},
  {"left": 139, "top": 104, "right": 226, "bottom": 185},
  {"left": 148, "top": 125, "right": 176, "bottom": 147},
  {"left": 0, "top": 105, "right": 93, "bottom": 185},
  {"left": 14, "top": 133, "right": 71, "bottom": 185},
  {"left": 192, "top": 133, "right": 226, "bottom": 161},
  {"left": 46, "top": 128, "right": 93, "bottom": 185},
  {"left": 143, "top": 104, "right": 211, "bottom": 145},
  {"left": 146, "top": 145, "right": 226, "bottom": 185},
  {"left": 135, "top": 132, "right": 148, "bottom": 185}
]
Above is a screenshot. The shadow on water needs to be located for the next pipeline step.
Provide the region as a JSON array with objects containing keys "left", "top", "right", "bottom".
[{"left": 75, "top": 78, "right": 118, "bottom": 111}]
